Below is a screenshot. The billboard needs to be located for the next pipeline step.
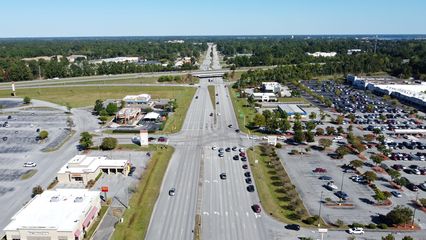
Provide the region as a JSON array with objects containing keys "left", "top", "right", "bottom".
[{"left": 140, "top": 130, "right": 148, "bottom": 146}]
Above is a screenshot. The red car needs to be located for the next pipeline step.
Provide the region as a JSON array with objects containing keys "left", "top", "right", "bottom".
[
  {"left": 239, "top": 152, "right": 246, "bottom": 157},
  {"left": 313, "top": 168, "right": 327, "bottom": 173},
  {"left": 251, "top": 204, "right": 261, "bottom": 213},
  {"left": 158, "top": 137, "right": 167, "bottom": 142}
]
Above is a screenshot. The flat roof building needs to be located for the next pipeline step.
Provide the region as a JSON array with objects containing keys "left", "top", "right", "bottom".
[
  {"left": 123, "top": 94, "right": 152, "bottom": 106},
  {"left": 277, "top": 104, "right": 307, "bottom": 116},
  {"left": 115, "top": 108, "right": 141, "bottom": 124},
  {"left": 251, "top": 92, "right": 277, "bottom": 102},
  {"left": 4, "top": 189, "right": 100, "bottom": 240},
  {"left": 261, "top": 82, "right": 281, "bottom": 93},
  {"left": 57, "top": 155, "right": 130, "bottom": 185},
  {"left": 143, "top": 112, "right": 160, "bottom": 121}
]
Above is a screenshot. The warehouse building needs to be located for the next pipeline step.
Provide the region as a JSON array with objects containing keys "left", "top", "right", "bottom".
[
  {"left": 57, "top": 155, "right": 130, "bottom": 185},
  {"left": 277, "top": 104, "right": 307, "bottom": 117},
  {"left": 4, "top": 189, "right": 100, "bottom": 240}
]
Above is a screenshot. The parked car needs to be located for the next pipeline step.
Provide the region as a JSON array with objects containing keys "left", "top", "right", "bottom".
[
  {"left": 348, "top": 227, "right": 364, "bottom": 234},
  {"left": 335, "top": 191, "right": 349, "bottom": 200},
  {"left": 391, "top": 191, "right": 402, "bottom": 198},
  {"left": 285, "top": 224, "right": 300, "bottom": 231},
  {"left": 318, "top": 176, "right": 332, "bottom": 180},
  {"left": 313, "top": 168, "right": 327, "bottom": 173},
  {"left": 325, "top": 181, "right": 338, "bottom": 190},
  {"left": 23, "top": 162, "right": 36, "bottom": 167},
  {"left": 418, "top": 183, "right": 426, "bottom": 191},
  {"left": 407, "top": 183, "right": 419, "bottom": 192}
]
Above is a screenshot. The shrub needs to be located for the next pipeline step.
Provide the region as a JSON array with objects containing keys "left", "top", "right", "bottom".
[
  {"left": 23, "top": 96, "right": 31, "bottom": 104},
  {"left": 350, "top": 222, "right": 364, "bottom": 228},
  {"left": 366, "top": 223, "right": 377, "bottom": 229},
  {"left": 100, "top": 137, "right": 117, "bottom": 150},
  {"left": 275, "top": 143, "right": 282, "bottom": 148},
  {"left": 385, "top": 205, "right": 413, "bottom": 226},
  {"left": 303, "top": 215, "right": 319, "bottom": 225},
  {"left": 39, "top": 130, "right": 48, "bottom": 140},
  {"left": 377, "top": 223, "right": 388, "bottom": 229},
  {"left": 335, "top": 219, "right": 344, "bottom": 227},
  {"left": 32, "top": 185, "right": 43, "bottom": 197},
  {"left": 287, "top": 212, "right": 301, "bottom": 220}
]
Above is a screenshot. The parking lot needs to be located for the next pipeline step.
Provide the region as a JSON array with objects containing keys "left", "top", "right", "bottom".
[{"left": 0, "top": 108, "right": 70, "bottom": 154}]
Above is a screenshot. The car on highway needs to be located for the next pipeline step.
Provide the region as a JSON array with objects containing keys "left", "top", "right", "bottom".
[
  {"left": 218, "top": 148, "right": 224, "bottom": 153},
  {"left": 242, "top": 164, "right": 248, "bottom": 169},
  {"left": 225, "top": 147, "right": 231, "bottom": 152},
  {"left": 158, "top": 137, "right": 167, "bottom": 142},
  {"left": 219, "top": 153, "right": 224, "bottom": 157},
  {"left": 212, "top": 146, "right": 217, "bottom": 150},
  {"left": 251, "top": 204, "right": 261, "bottom": 213},
  {"left": 23, "top": 162, "right": 36, "bottom": 167},
  {"left": 239, "top": 152, "right": 246, "bottom": 157},
  {"left": 247, "top": 185, "right": 255, "bottom": 192},
  {"left": 195, "top": 96, "right": 198, "bottom": 99},
  {"left": 220, "top": 173, "right": 227, "bottom": 180},
  {"left": 391, "top": 191, "right": 402, "bottom": 198},
  {"left": 241, "top": 157, "right": 247, "bottom": 162},
  {"left": 313, "top": 168, "right": 327, "bottom": 173},
  {"left": 285, "top": 224, "right": 300, "bottom": 231},
  {"left": 228, "top": 124, "right": 232, "bottom": 128},
  {"left": 169, "top": 188, "right": 176, "bottom": 196},
  {"left": 210, "top": 113, "right": 213, "bottom": 117},
  {"left": 348, "top": 227, "right": 364, "bottom": 234},
  {"left": 335, "top": 191, "right": 349, "bottom": 200},
  {"left": 244, "top": 172, "right": 251, "bottom": 178},
  {"left": 318, "top": 176, "right": 332, "bottom": 180},
  {"left": 232, "top": 146, "right": 237, "bottom": 151},
  {"left": 245, "top": 178, "right": 252, "bottom": 184},
  {"left": 239, "top": 148, "right": 245, "bottom": 152},
  {"left": 148, "top": 137, "right": 156, "bottom": 142},
  {"left": 235, "top": 129, "right": 240, "bottom": 133},
  {"left": 2, "top": 136, "right": 7, "bottom": 141},
  {"left": 216, "top": 101, "right": 219, "bottom": 104},
  {"left": 233, "top": 155, "right": 239, "bottom": 160}
]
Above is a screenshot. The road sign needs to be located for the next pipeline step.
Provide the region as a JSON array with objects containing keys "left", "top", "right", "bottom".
[
  {"left": 101, "top": 186, "right": 109, "bottom": 192},
  {"left": 318, "top": 228, "right": 328, "bottom": 233},
  {"left": 140, "top": 130, "right": 148, "bottom": 146}
]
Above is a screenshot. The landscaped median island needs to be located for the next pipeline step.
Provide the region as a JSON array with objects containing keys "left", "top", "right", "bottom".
[
  {"left": 208, "top": 85, "right": 216, "bottom": 109},
  {"left": 111, "top": 145, "right": 174, "bottom": 240},
  {"left": 247, "top": 144, "right": 324, "bottom": 227}
]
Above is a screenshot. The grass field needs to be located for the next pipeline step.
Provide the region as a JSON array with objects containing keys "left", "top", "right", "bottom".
[
  {"left": 228, "top": 88, "right": 258, "bottom": 134},
  {"left": 111, "top": 145, "right": 174, "bottom": 240},
  {"left": 247, "top": 145, "right": 321, "bottom": 227},
  {"left": 0, "top": 86, "right": 195, "bottom": 133},
  {"left": 208, "top": 85, "right": 215, "bottom": 109},
  {"left": 59, "top": 76, "right": 200, "bottom": 86},
  {"left": 20, "top": 170, "right": 37, "bottom": 180},
  {"left": 277, "top": 97, "right": 308, "bottom": 103}
]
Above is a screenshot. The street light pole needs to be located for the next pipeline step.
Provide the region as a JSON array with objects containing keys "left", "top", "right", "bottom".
[
  {"left": 318, "top": 191, "right": 323, "bottom": 227},
  {"left": 412, "top": 192, "right": 419, "bottom": 228},
  {"left": 339, "top": 172, "right": 345, "bottom": 204}
]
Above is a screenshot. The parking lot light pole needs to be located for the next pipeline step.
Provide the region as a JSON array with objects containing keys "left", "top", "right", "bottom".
[
  {"left": 339, "top": 172, "right": 345, "bottom": 204},
  {"left": 412, "top": 192, "right": 419, "bottom": 228},
  {"left": 318, "top": 191, "right": 323, "bottom": 227}
]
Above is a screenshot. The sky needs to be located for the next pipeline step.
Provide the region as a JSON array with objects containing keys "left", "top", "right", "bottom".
[{"left": 0, "top": 0, "right": 425, "bottom": 38}]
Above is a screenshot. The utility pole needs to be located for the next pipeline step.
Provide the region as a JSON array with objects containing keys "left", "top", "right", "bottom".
[
  {"left": 412, "top": 192, "right": 419, "bottom": 228},
  {"left": 339, "top": 172, "right": 345, "bottom": 204},
  {"left": 318, "top": 191, "right": 323, "bottom": 227}
]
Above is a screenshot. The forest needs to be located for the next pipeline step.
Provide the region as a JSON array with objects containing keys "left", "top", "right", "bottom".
[
  {"left": 217, "top": 38, "right": 426, "bottom": 80},
  {"left": 0, "top": 38, "right": 207, "bottom": 81}
]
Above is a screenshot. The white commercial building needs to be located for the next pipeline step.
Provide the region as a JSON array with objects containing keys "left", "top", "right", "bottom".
[
  {"left": 251, "top": 92, "right": 277, "bottom": 102},
  {"left": 4, "top": 189, "right": 100, "bottom": 240},
  {"left": 57, "top": 155, "right": 130, "bottom": 185},
  {"left": 143, "top": 112, "right": 161, "bottom": 121},
  {"left": 306, "top": 52, "right": 337, "bottom": 57},
  {"left": 261, "top": 82, "right": 281, "bottom": 93},
  {"left": 347, "top": 75, "right": 426, "bottom": 108},
  {"left": 90, "top": 57, "right": 139, "bottom": 64},
  {"left": 123, "top": 94, "right": 152, "bottom": 107}
]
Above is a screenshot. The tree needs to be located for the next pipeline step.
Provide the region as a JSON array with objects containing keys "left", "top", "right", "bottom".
[
  {"left": 39, "top": 130, "right": 48, "bottom": 140},
  {"left": 401, "top": 237, "right": 414, "bottom": 240},
  {"left": 319, "top": 138, "right": 332, "bottom": 149},
  {"left": 374, "top": 189, "right": 391, "bottom": 204},
  {"left": 350, "top": 160, "right": 363, "bottom": 168},
  {"left": 371, "top": 154, "right": 384, "bottom": 165},
  {"left": 294, "top": 129, "right": 305, "bottom": 143},
  {"left": 316, "top": 127, "right": 325, "bottom": 136},
  {"left": 305, "top": 131, "right": 315, "bottom": 142},
  {"left": 305, "top": 121, "right": 316, "bottom": 131},
  {"left": 363, "top": 171, "right": 377, "bottom": 183},
  {"left": 373, "top": 128, "right": 382, "bottom": 135},
  {"left": 99, "top": 116, "right": 108, "bottom": 123},
  {"left": 100, "top": 137, "right": 117, "bottom": 150},
  {"left": 337, "top": 126, "right": 344, "bottom": 134},
  {"left": 253, "top": 114, "right": 266, "bottom": 127},
  {"left": 32, "top": 185, "right": 43, "bottom": 197},
  {"left": 347, "top": 125, "right": 353, "bottom": 132},
  {"left": 363, "top": 134, "right": 376, "bottom": 142},
  {"left": 294, "top": 113, "right": 302, "bottom": 121},
  {"left": 377, "top": 135, "right": 385, "bottom": 143},
  {"left": 325, "top": 126, "right": 336, "bottom": 135},
  {"left": 94, "top": 99, "right": 104, "bottom": 114},
  {"left": 335, "top": 115, "right": 344, "bottom": 125},
  {"left": 336, "top": 146, "right": 351, "bottom": 158},
  {"left": 309, "top": 112, "right": 317, "bottom": 120},
  {"left": 99, "top": 109, "right": 108, "bottom": 117},
  {"left": 382, "top": 234, "right": 395, "bottom": 240},
  {"left": 385, "top": 205, "right": 413, "bottom": 226},
  {"left": 23, "top": 96, "right": 31, "bottom": 104},
  {"left": 387, "top": 169, "right": 401, "bottom": 180},
  {"left": 105, "top": 103, "right": 118, "bottom": 116},
  {"left": 262, "top": 110, "right": 272, "bottom": 120},
  {"left": 280, "top": 119, "right": 291, "bottom": 132},
  {"left": 79, "top": 132, "right": 93, "bottom": 150}
]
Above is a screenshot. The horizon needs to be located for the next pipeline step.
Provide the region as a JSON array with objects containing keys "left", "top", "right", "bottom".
[{"left": 1, "top": 0, "right": 426, "bottom": 38}]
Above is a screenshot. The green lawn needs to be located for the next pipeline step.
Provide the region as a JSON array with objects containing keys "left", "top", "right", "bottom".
[
  {"left": 278, "top": 97, "right": 308, "bottom": 103},
  {"left": 0, "top": 86, "right": 195, "bottom": 134},
  {"left": 208, "top": 85, "right": 215, "bottom": 109},
  {"left": 20, "top": 170, "right": 37, "bottom": 180},
  {"left": 247, "top": 146, "right": 321, "bottom": 227},
  {"left": 228, "top": 88, "right": 258, "bottom": 134},
  {"left": 111, "top": 145, "right": 174, "bottom": 240}
]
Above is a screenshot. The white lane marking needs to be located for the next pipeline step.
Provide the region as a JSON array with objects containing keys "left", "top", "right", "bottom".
[
  {"left": 255, "top": 214, "right": 261, "bottom": 218},
  {"left": 212, "top": 180, "right": 218, "bottom": 183},
  {"left": 225, "top": 211, "right": 228, "bottom": 216},
  {"left": 204, "top": 180, "right": 210, "bottom": 183},
  {"left": 214, "top": 211, "right": 220, "bottom": 215},
  {"left": 235, "top": 212, "right": 239, "bottom": 217},
  {"left": 246, "top": 212, "right": 249, "bottom": 217},
  {"left": 203, "top": 211, "right": 209, "bottom": 215}
]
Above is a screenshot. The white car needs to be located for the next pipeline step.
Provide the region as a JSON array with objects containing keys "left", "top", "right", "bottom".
[
  {"left": 23, "top": 162, "right": 37, "bottom": 167},
  {"left": 333, "top": 136, "right": 343, "bottom": 141},
  {"left": 326, "top": 181, "right": 338, "bottom": 190},
  {"left": 212, "top": 146, "right": 217, "bottom": 150},
  {"left": 348, "top": 227, "right": 364, "bottom": 234}
]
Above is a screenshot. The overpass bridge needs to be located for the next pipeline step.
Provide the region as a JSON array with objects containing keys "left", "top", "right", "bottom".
[{"left": 191, "top": 70, "right": 228, "bottom": 78}]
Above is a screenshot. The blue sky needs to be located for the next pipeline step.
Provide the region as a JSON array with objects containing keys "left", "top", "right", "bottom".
[{"left": 0, "top": 0, "right": 425, "bottom": 37}]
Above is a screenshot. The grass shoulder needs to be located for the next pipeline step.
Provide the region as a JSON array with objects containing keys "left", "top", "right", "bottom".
[
  {"left": 247, "top": 145, "right": 325, "bottom": 227},
  {"left": 111, "top": 145, "right": 174, "bottom": 240},
  {"left": 228, "top": 88, "right": 262, "bottom": 135}
]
